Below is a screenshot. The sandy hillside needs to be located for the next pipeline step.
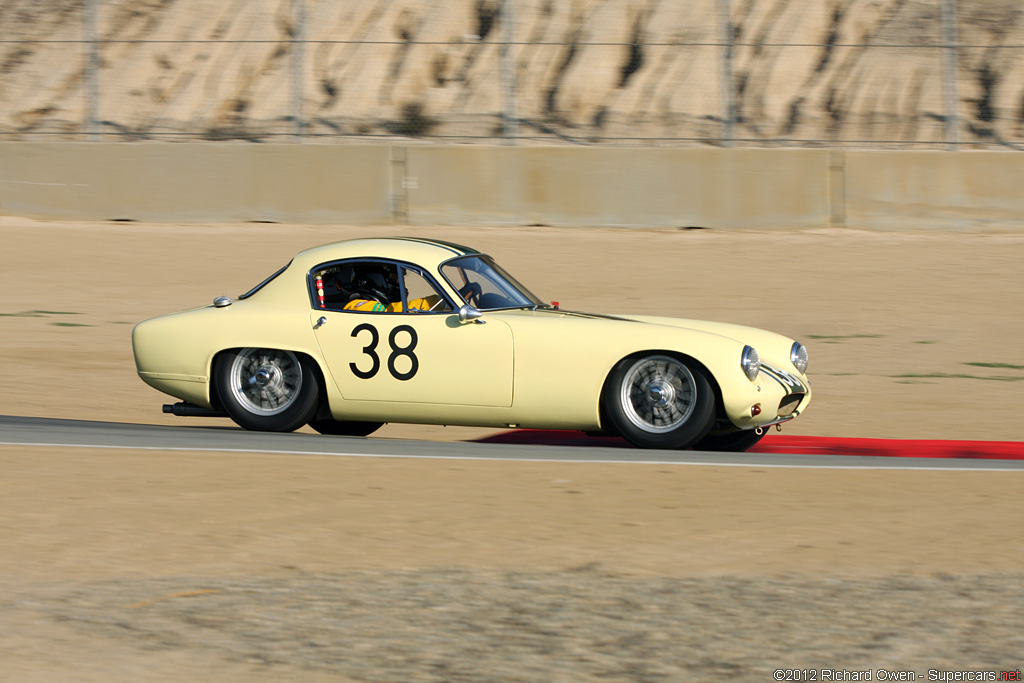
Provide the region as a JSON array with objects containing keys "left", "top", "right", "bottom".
[{"left": 2, "top": 0, "right": 1024, "bottom": 146}]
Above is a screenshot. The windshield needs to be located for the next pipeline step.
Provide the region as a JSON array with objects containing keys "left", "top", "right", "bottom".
[{"left": 441, "top": 255, "right": 546, "bottom": 310}]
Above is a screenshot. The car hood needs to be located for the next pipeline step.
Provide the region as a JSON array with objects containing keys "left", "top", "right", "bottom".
[
  {"left": 525, "top": 308, "right": 801, "bottom": 370},
  {"left": 547, "top": 309, "right": 792, "bottom": 343},
  {"left": 614, "top": 313, "right": 795, "bottom": 345}
]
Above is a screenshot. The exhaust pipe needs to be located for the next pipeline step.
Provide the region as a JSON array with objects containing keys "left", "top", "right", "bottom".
[{"left": 163, "top": 402, "right": 228, "bottom": 418}]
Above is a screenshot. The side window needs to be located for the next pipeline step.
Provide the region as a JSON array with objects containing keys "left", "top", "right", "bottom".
[
  {"left": 311, "top": 261, "right": 452, "bottom": 314},
  {"left": 313, "top": 261, "right": 400, "bottom": 313},
  {"left": 400, "top": 267, "right": 452, "bottom": 313}
]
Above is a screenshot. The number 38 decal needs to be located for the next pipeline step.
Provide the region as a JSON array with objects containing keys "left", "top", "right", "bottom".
[{"left": 349, "top": 323, "right": 419, "bottom": 381}]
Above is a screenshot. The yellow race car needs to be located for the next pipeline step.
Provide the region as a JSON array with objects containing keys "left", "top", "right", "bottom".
[{"left": 133, "top": 237, "right": 811, "bottom": 451}]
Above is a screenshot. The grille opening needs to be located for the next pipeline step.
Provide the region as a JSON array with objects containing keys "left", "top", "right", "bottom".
[{"left": 777, "top": 393, "right": 804, "bottom": 417}]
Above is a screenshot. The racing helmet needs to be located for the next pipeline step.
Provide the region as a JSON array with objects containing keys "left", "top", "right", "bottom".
[{"left": 351, "top": 265, "right": 397, "bottom": 305}]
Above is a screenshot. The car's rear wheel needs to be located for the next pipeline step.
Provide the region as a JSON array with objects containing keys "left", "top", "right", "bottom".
[
  {"left": 694, "top": 428, "right": 766, "bottom": 452},
  {"left": 308, "top": 418, "right": 383, "bottom": 437},
  {"left": 603, "top": 354, "right": 715, "bottom": 450},
  {"left": 215, "top": 348, "right": 319, "bottom": 432}
]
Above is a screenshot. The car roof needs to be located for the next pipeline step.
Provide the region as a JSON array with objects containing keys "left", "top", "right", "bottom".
[{"left": 292, "top": 237, "right": 482, "bottom": 272}]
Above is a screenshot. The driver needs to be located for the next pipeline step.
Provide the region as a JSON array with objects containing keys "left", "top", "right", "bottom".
[
  {"left": 337, "top": 263, "right": 448, "bottom": 313},
  {"left": 341, "top": 265, "right": 398, "bottom": 313},
  {"left": 458, "top": 281, "right": 482, "bottom": 305}
]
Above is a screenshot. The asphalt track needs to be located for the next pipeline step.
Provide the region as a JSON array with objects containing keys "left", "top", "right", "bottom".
[{"left": 2, "top": 415, "right": 1023, "bottom": 471}]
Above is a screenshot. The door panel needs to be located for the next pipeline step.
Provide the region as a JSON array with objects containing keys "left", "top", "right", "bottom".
[{"left": 311, "top": 311, "right": 514, "bottom": 407}]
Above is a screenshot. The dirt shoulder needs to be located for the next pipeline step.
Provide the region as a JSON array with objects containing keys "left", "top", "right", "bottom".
[
  {"left": 2, "top": 445, "right": 1023, "bottom": 681},
  {"left": 3, "top": 447, "right": 1022, "bottom": 581}
]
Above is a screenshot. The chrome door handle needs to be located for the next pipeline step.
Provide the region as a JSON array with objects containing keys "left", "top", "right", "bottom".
[{"left": 315, "top": 316, "right": 327, "bottom": 328}]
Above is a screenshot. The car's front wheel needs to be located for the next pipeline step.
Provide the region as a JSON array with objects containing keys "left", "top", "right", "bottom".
[
  {"left": 603, "top": 354, "right": 715, "bottom": 450},
  {"left": 214, "top": 348, "right": 319, "bottom": 432}
]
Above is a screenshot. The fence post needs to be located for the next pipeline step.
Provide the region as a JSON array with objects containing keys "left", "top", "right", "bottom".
[
  {"left": 941, "top": 0, "right": 959, "bottom": 149},
  {"left": 717, "top": 0, "right": 734, "bottom": 146},
  {"left": 500, "top": 0, "right": 518, "bottom": 144},
  {"left": 84, "top": 0, "right": 101, "bottom": 140},
  {"left": 291, "top": 0, "right": 306, "bottom": 142}
]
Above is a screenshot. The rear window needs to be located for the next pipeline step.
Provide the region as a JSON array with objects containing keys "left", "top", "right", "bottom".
[{"left": 239, "top": 260, "right": 291, "bottom": 300}]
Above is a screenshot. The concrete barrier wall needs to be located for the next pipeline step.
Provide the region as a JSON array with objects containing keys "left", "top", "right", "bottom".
[
  {"left": 0, "top": 143, "right": 393, "bottom": 224},
  {"left": 405, "top": 147, "right": 832, "bottom": 229},
  {"left": 844, "top": 151, "right": 1024, "bottom": 231},
  {"left": 2, "top": 143, "right": 1023, "bottom": 231}
]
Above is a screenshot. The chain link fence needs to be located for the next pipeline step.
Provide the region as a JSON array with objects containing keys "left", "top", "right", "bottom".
[{"left": 2, "top": 0, "right": 1023, "bottom": 148}]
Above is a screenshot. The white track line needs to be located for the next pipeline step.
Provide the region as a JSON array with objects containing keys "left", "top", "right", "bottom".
[{"left": 2, "top": 441, "right": 1023, "bottom": 472}]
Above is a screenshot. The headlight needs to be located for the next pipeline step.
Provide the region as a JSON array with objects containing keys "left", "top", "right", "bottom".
[
  {"left": 740, "top": 345, "right": 760, "bottom": 382},
  {"left": 790, "top": 342, "right": 809, "bottom": 374}
]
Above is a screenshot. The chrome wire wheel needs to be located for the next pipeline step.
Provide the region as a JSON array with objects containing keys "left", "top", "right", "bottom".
[
  {"left": 619, "top": 355, "right": 697, "bottom": 434},
  {"left": 228, "top": 348, "right": 303, "bottom": 416}
]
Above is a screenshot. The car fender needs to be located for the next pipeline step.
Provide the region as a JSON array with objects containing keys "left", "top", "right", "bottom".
[
  {"left": 133, "top": 300, "right": 328, "bottom": 409},
  {"left": 488, "top": 310, "right": 759, "bottom": 429}
]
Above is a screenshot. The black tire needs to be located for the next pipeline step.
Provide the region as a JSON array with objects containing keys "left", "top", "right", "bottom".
[
  {"left": 694, "top": 428, "right": 766, "bottom": 452},
  {"left": 309, "top": 419, "right": 384, "bottom": 437},
  {"left": 602, "top": 354, "right": 716, "bottom": 450},
  {"left": 214, "top": 348, "right": 319, "bottom": 432}
]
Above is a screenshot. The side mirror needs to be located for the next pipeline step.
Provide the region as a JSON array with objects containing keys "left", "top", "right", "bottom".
[{"left": 457, "top": 305, "right": 483, "bottom": 324}]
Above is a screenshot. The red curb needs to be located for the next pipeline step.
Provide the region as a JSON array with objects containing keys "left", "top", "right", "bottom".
[
  {"left": 751, "top": 435, "right": 1024, "bottom": 460},
  {"left": 473, "top": 430, "right": 1024, "bottom": 460}
]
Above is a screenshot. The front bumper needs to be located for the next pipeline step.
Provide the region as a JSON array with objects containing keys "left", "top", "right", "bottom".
[{"left": 725, "top": 362, "right": 811, "bottom": 431}]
